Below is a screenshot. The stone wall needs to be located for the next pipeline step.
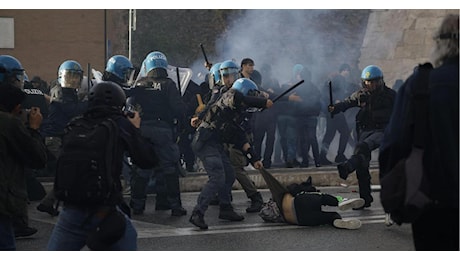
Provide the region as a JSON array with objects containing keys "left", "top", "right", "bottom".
[{"left": 359, "top": 9, "right": 458, "bottom": 88}]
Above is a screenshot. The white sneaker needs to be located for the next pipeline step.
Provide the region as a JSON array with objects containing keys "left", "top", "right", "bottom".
[
  {"left": 333, "top": 219, "right": 362, "bottom": 230},
  {"left": 338, "top": 198, "right": 365, "bottom": 211},
  {"left": 384, "top": 213, "right": 394, "bottom": 226}
]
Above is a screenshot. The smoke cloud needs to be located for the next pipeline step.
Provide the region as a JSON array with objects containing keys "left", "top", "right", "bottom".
[{"left": 190, "top": 10, "right": 366, "bottom": 87}]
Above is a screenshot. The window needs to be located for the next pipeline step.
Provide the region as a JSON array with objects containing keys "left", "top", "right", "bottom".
[{"left": 0, "top": 17, "right": 14, "bottom": 48}]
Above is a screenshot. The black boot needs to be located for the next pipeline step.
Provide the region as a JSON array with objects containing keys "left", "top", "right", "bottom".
[
  {"left": 337, "top": 155, "right": 360, "bottom": 180},
  {"left": 319, "top": 152, "right": 333, "bottom": 165},
  {"left": 189, "top": 210, "right": 208, "bottom": 230},
  {"left": 171, "top": 207, "right": 187, "bottom": 216},
  {"left": 246, "top": 192, "right": 264, "bottom": 213},
  {"left": 219, "top": 204, "right": 244, "bottom": 221},
  {"left": 335, "top": 153, "right": 347, "bottom": 163}
]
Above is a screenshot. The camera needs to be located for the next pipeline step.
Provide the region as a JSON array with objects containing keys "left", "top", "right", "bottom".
[{"left": 122, "top": 104, "right": 135, "bottom": 118}]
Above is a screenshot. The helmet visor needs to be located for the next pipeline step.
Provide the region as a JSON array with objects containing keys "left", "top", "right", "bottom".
[
  {"left": 61, "top": 70, "right": 82, "bottom": 88},
  {"left": 12, "top": 70, "right": 25, "bottom": 89},
  {"left": 220, "top": 67, "right": 239, "bottom": 77},
  {"left": 124, "top": 68, "right": 135, "bottom": 85}
]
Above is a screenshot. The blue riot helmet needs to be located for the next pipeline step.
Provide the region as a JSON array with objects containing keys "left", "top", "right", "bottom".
[
  {"left": 0, "top": 55, "right": 25, "bottom": 89},
  {"left": 58, "top": 60, "right": 83, "bottom": 89},
  {"left": 219, "top": 60, "right": 239, "bottom": 87},
  {"left": 105, "top": 55, "right": 135, "bottom": 85},
  {"left": 361, "top": 65, "right": 383, "bottom": 81},
  {"left": 144, "top": 51, "right": 168, "bottom": 75},
  {"left": 231, "top": 78, "right": 260, "bottom": 97},
  {"left": 208, "top": 62, "right": 222, "bottom": 89},
  {"left": 360, "top": 65, "right": 384, "bottom": 91},
  {"left": 292, "top": 64, "right": 304, "bottom": 79}
]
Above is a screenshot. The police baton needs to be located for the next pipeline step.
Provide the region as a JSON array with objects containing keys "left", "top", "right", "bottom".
[
  {"left": 200, "top": 43, "right": 211, "bottom": 70},
  {"left": 260, "top": 80, "right": 304, "bottom": 112},
  {"left": 328, "top": 80, "right": 334, "bottom": 119}
]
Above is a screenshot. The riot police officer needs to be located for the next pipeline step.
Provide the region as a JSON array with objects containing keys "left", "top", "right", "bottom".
[
  {"left": 329, "top": 65, "right": 395, "bottom": 209},
  {"left": 102, "top": 55, "right": 135, "bottom": 89},
  {"left": 189, "top": 78, "right": 273, "bottom": 230},
  {"left": 37, "top": 60, "right": 88, "bottom": 216},
  {"left": 0, "top": 55, "right": 26, "bottom": 90},
  {"left": 0, "top": 55, "right": 44, "bottom": 238},
  {"left": 128, "top": 51, "right": 188, "bottom": 216}
]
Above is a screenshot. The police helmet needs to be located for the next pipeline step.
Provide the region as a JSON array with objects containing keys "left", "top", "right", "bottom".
[
  {"left": 292, "top": 64, "right": 304, "bottom": 78},
  {"left": 88, "top": 81, "right": 126, "bottom": 109},
  {"left": 219, "top": 60, "right": 239, "bottom": 78},
  {"left": 144, "top": 51, "right": 168, "bottom": 74},
  {"left": 105, "top": 55, "right": 135, "bottom": 84},
  {"left": 58, "top": 60, "right": 83, "bottom": 89},
  {"left": 231, "top": 78, "right": 260, "bottom": 97},
  {"left": 361, "top": 65, "right": 383, "bottom": 81},
  {"left": 0, "top": 55, "right": 25, "bottom": 89},
  {"left": 209, "top": 62, "right": 222, "bottom": 88}
]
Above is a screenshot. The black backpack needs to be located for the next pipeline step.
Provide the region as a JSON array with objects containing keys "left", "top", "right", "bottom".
[{"left": 54, "top": 116, "right": 119, "bottom": 206}]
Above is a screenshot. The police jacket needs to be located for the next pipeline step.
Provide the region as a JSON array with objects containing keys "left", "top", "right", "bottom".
[
  {"left": 41, "top": 87, "right": 88, "bottom": 137},
  {"left": 128, "top": 76, "right": 186, "bottom": 128},
  {"left": 22, "top": 84, "right": 49, "bottom": 119},
  {"left": 197, "top": 84, "right": 229, "bottom": 121},
  {"left": 333, "top": 85, "right": 396, "bottom": 131},
  {"left": 200, "top": 89, "right": 266, "bottom": 151},
  {"left": 0, "top": 111, "right": 47, "bottom": 217},
  {"left": 83, "top": 107, "right": 159, "bottom": 205}
]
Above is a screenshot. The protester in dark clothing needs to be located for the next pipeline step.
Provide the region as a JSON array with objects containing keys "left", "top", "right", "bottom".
[
  {"left": 189, "top": 78, "right": 273, "bottom": 230},
  {"left": 128, "top": 51, "right": 188, "bottom": 217},
  {"left": 292, "top": 65, "right": 322, "bottom": 168},
  {"left": 46, "top": 81, "right": 159, "bottom": 250},
  {"left": 252, "top": 63, "right": 280, "bottom": 169},
  {"left": 257, "top": 168, "right": 363, "bottom": 229},
  {"left": 330, "top": 65, "right": 396, "bottom": 209},
  {"left": 179, "top": 79, "right": 208, "bottom": 172},
  {"left": 277, "top": 65, "right": 303, "bottom": 168},
  {"left": 0, "top": 84, "right": 47, "bottom": 250},
  {"left": 379, "top": 14, "right": 459, "bottom": 250},
  {"left": 319, "top": 63, "right": 355, "bottom": 165}
]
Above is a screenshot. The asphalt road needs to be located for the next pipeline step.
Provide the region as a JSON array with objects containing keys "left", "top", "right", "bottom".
[{"left": 15, "top": 186, "right": 416, "bottom": 251}]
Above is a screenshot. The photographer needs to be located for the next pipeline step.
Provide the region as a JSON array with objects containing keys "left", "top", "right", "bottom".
[{"left": 328, "top": 65, "right": 396, "bottom": 209}]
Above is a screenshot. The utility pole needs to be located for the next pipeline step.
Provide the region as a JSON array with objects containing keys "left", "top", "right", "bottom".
[{"left": 128, "top": 9, "right": 137, "bottom": 61}]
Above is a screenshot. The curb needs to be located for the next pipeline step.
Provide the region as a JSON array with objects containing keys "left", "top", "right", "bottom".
[{"left": 37, "top": 163, "right": 381, "bottom": 193}]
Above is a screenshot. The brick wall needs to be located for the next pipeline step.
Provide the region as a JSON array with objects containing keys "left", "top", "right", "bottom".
[{"left": 0, "top": 9, "right": 126, "bottom": 84}]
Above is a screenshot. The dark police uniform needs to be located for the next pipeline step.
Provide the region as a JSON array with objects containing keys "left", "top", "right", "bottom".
[
  {"left": 332, "top": 85, "right": 395, "bottom": 206},
  {"left": 191, "top": 89, "right": 266, "bottom": 222},
  {"left": 128, "top": 70, "right": 187, "bottom": 216}
]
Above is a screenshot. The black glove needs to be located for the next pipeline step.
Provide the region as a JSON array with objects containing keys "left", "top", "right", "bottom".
[{"left": 245, "top": 147, "right": 261, "bottom": 164}]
